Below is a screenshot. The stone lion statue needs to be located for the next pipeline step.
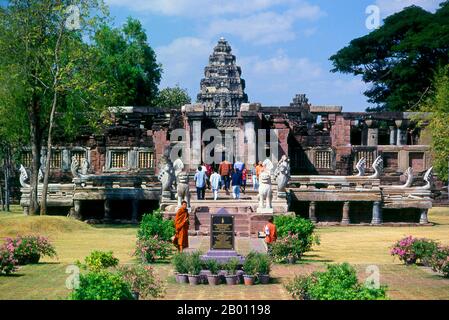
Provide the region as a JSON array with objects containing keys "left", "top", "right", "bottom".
[
  {"left": 173, "top": 159, "right": 190, "bottom": 208},
  {"left": 71, "top": 156, "right": 80, "bottom": 178},
  {"left": 157, "top": 155, "right": 175, "bottom": 194},
  {"left": 259, "top": 159, "right": 273, "bottom": 209},
  {"left": 274, "top": 155, "right": 290, "bottom": 197}
]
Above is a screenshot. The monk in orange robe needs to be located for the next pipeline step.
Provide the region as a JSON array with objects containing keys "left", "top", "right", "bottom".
[{"left": 174, "top": 201, "right": 189, "bottom": 252}]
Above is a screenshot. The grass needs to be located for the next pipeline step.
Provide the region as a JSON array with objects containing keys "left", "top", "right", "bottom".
[{"left": 0, "top": 206, "right": 449, "bottom": 300}]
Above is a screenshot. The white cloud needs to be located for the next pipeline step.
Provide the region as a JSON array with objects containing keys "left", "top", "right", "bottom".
[
  {"left": 156, "top": 37, "right": 214, "bottom": 93},
  {"left": 106, "top": 0, "right": 293, "bottom": 17},
  {"left": 206, "top": 3, "right": 324, "bottom": 45},
  {"left": 375, "top": 0, "right": 441, "bottom": 17}
]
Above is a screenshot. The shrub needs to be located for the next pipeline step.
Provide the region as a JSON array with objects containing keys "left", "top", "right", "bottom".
[
  {"left": 117, "top": 264, "right": 165, "bottom": 299},
  {"left": 270, "top": 233, "right": 305, "bottom": 262},
  {"left": 135, "top": 236, "right": 173, "bottom": 263},
  {"left": 226, "top": 258, "right": 240, "bottom": 276},
  {"left": 137, "top": 209, "right": 175, "bottom": 242},
  {"left": 204, "top": 259, "right": 220, "bottom": 275},
  {"left": 172, "top": 252, "right": 189, "bottom": 274},
  {"left": 69, "top": 271, "right": 133, "bottom": 300},
  {"left": 186, "top": 251, "right": 202, "bottom": 276},
  {"left": 0, "top": 247, "right": 17, "bottom": 275},
  {"left": 391, "top": 236, "right": 439, "bottom": 266},
  {"left": 2, "top": 235, "right": 57, "bottom": 265},
  {"left": 285, "top": 263, "right": 388, "bottom": 300},
  {"left": 429, "top": 246, "right": 449, "bottom": 278},
  {"left": 78, "top": 250, "right": 119, "bottom": 272}
]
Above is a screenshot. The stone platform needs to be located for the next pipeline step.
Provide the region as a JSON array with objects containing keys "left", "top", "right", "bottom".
[{"left": 161, "top": 189, "right": 290, "bottom": 237}]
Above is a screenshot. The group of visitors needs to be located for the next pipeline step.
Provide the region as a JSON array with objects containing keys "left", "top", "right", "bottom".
[{"left": 193, "top": 160, "right": 266, "bottom": 201}]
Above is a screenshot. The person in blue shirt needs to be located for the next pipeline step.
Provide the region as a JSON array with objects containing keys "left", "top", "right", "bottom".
[
  {"left": 194, "top": 166, "right": 207, "bottom": 200},
  {"left": 231, "top": 169, "right": 242, "bottom": 199}
]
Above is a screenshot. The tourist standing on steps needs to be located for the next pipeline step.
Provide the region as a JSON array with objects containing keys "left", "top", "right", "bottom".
[
  {"left": 219, "top": 159, "right": 232, "bottom": 192},
  {"left": 241, "top": 167, "right": 247, "bottom": 194},
  {"left": 210, "top": 169, "right": 221, "bottom": 201},
  {"left": 205, "top": 162, "right": 213, "bottom": 190},
  {"left": 174, "top": 201, "right": 189, "bottom": 252},
  {"left": 194, "top": 166, "right": 207, "bottom": 200},
  {"left": 264, "top": 217, "right": 277, "bottom": 255},
  {"left": 231, "top": 169, "right": 242, "bottom": 199},
  {"left": 251, "top": 163, "right": 259, "bottom": 191}
]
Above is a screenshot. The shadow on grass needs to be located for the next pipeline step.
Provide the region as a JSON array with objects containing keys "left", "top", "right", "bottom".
[
  {"left": 0, "top": 273, "right": 25, "bottom": 278},
  {"left": 91, "top": 224, "right": 139, "bottom": 229}
]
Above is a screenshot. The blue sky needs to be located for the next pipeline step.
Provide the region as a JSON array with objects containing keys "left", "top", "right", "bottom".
[{"left": 105, "top": 0, "right": 441, "bottom": 111}]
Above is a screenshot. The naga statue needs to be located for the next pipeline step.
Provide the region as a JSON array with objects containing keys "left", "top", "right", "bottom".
[
  {"left": 19, "top": 165, "right": 30, "bottom": 188},
  {"left": 71, "top": 156, "right": 80, "bottom": 178},
  {"left": 173, "top": 159, "right": 190, "bottom": 208},
  {"left": 71, "top": 156, "right": 91, "bottom": 178},
  {"left": 355, "top": 157, "right": 366, "bottom": 176},
  {"left": 416, "top": 167, "right": 434, "bottom": 191},
  {"left": 274, "top": 155, "right": 290, "bottom": 198},
  {"left": 258, "top": 159, "right": 273, "bottom": 210},
  {"left": 80, "top": 158, "right": 90, "bottom": 175},
  {"left": 368, "top": 156, "right": 383, "bottom": 179},
  {"left": 157, "top": 155, "right": 175, "bottom": 198}
]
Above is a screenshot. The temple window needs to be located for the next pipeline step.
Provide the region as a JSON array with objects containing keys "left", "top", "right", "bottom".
[
  {"left": 409, "top": 152, "right": 425, "bottom": 172},
  {"left": 383, "top": 152, "right": 398, "bottom": 169},
  {"left": 315, "top": 151, "right": 332, "bottom": 169},
  {"left": 71, "top": 150, "right": 86, "bottom": 164},
  {"left": 110, "top": 151, "right": 128, "bottom": 169},
  {"left": 50, "top": 151, "right": 62, "bottom": 169},
  {"left": 22, "top": 151, "right": 32, "bottom": 168},
  {"left": 354, "top": 150, "right": 376, "bottom": 169},
  {"left": 138, "top": 152, "right": 154, "bottom": 169}
]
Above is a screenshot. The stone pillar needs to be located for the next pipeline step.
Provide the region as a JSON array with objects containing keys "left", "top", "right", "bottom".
[
  {"left": 192, "top": 120, "right": 202, "bottom": 167},
  {"left": 366, "top": 120, "right": 378, "bottom": 147},
  {"left": 419, "top": 209, "right": 429, "bottom": 224},
  {"left": 72, "top": 200, "right": 82, "bottom": 220},
  {"left": 104, "top": 199, "right": 111, "bottom": 221},
  {"left": 132, "top": 200, "right": 139, "bottom": 224},
  {"left": 371, "top": 201, "right": 382, "bottom": 225},
  {"left": 309, "top": 201, "right": 317, "bottom": 223},
  {"left": 395, "top": 120, "right": 407, "bottom": 146},
  {"left": 389, "top": 126, "right": 397, "bottom": 146},
  {"left": 244, "top": 121, "right": 256, "bottom": 166},
  {"left": 341, "top": 201, "right": 350, "bottom": 225}
]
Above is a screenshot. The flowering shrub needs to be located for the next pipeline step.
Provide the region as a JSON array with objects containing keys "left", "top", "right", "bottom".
[
  {"left": 271, "top": 234, "right": 306, "bottom": 263},
  {"left": 2, "top": 235, "right": 57, "bottom": 265},
  {"left": 118, "top": 264, "right": 165, "bottom": 299},
  {"left": 391, "top": 236, "right": 439, "bottom": 266},
  {"left": 134, "top": 236, "right": 173, "bottom": 263},
  {"left": 0, "top": 247, "right": 17, "bottom": 275},
  {"left": 285, "top": 263, "right": 388, "bottom": 300},
  {"left": 429, "top": 246, "right": 449, "bottom": 278}
]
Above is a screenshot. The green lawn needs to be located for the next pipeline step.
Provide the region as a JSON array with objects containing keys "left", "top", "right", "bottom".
[{"left": 1, "top": 206, "right": 449, "bottom": 300}]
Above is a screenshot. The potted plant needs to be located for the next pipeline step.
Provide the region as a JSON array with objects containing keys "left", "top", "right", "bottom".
[
  {"left": 172, "top": 252, "right": 189, "bottom": 284},
  {"left": 243, "top": 253, "right": 258, "bottom": 286},
  {"left": 256, "top": 253, "right": 272, "bottom": 284},
  {"left": 205, "top": 259, "right": 220, "bottom": 286},
  {"left": 225, "top": 258, "right": 240, "bottom": 285},
  {"left": 187, "top": 252, "right": 202, "bottom": 285}
]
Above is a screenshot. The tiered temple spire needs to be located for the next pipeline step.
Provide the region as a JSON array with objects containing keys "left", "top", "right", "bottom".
[{"left": 197, "top": 37, "right": 248, "bottom": 117}]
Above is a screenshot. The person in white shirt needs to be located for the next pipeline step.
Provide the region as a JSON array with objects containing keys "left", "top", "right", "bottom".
[{"left": 209, "top": 169, "right": 222, "bottom": 200}]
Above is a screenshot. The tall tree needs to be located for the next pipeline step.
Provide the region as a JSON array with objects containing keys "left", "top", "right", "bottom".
[
  {"left": 0, "top": 0, "right": 108, "bottom": 215},
  {"left": 91, "top": 17, "right": 162, "bottom": 107},
  {"left": 418, "top": 66, "right": 449, "bottom": 182},
  {"left": 330, "top": 1, "right": 449, "bottom": 112},
  {"left": 156, "top": 86, "right": 191, "bottom": 109}
]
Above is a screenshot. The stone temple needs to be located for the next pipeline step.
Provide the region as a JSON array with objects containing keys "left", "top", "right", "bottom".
[{"left": 18, "top": 38, "right": 445, "bottom": 236}]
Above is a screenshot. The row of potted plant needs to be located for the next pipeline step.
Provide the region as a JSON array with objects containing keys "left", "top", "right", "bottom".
[{"left": 172, "top": 251, "right": 272, "bottom": 286}]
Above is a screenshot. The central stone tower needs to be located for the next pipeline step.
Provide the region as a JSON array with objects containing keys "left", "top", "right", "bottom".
[{"left": 197, "top": 38, "right": 248, "bottom": 117}]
